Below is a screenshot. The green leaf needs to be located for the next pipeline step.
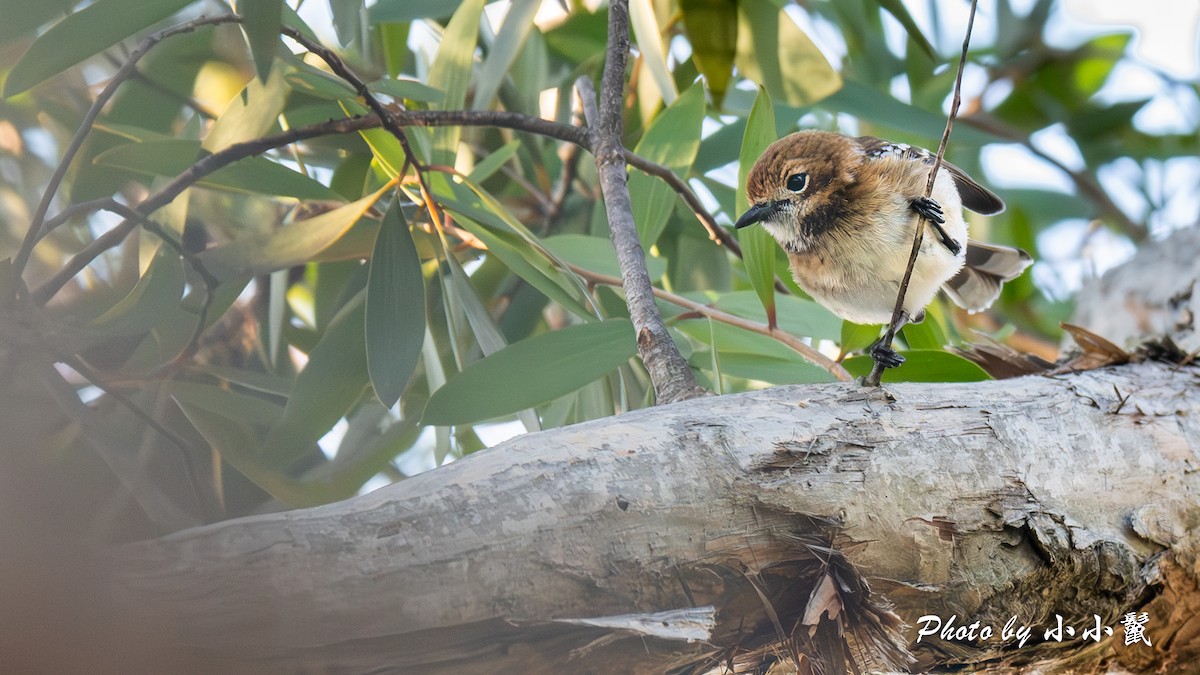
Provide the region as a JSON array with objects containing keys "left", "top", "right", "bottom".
[
  {"left": 711, "top": 291, "right": 841, "bottom": 340},
  {"left": 672, "top": 319, "right": 797, "bottom": 360},
  {"left": 368, "top": 0, "right": 462, "bottom": 23},
  {"left": 4, "top": 0, "right": 194, "bottom": 97},
  {"left": 197, "top": 186, "right": 388, "bottom": 281},
  {"left": 287, "top": 68, "right": 358, "bottom": 100},
  {"left": 330, "top": 0, "right": 362, "bottom": 46},
  {"left": 468, "top": 139, "right": 521, "bottom": 182},
  {"left": 544, "top": 234, "right": 667, "bottom": 281},
  {"left": 843, "top": 350, "right": 991, "bottom": 382},
  {"left": 89, "top": 248, "right": 185, "bottom": 338},
  {"left": 203, "top": 63, "right": 289, "bottom": 152},
  {"left": 368, "top": 77, "right": 445, "bottom": 104},
  {"left": 690, "top": 351, "right": 833, "bottom": 384},
  {"left": 871, "top": 0, "right": 937, "bottom": 60},
  {"left": 472, "top": 0, "right": 541, "bottom": 110},
  {"left": 93, "top": 139, "right": 341, "bottom": 200},
  {"left": 823, "top": 82, "right": 1001, "bottom": 146},
  {"left": 734, "top": 0, "right": 841, "bottom": 107},
  {"left": 680, "top": 0, "right": 738, "bottom": 107},
  {"left": 264, "top": 295, "right": 370, "bottom": 463},
  {"left": 428, "top": 0, "right": 484, "bottom": 162},
  {"left": 900, "top": 316, "right": 946, "bottom": 350},
  {"left": 167, "top": 381, "right": 284, "bottom": 426},
  {"left": 629, "top": 83, "right": 706, "bottom": 246},
  {"left": 0, "top": 0, "right": 75, "bottom": 46},
  {"left": 629, "top": 0, "right": 678, "bottom": 105},
  {"left": 422, "top": 319, "right": 636, "bottom": 426},
  {"left": 840, "top": 321, "right": 882, "bottom": 356},
  {"left": 176, "top": 399, "right": 341, "bottom": 506},
  {"left": 341, "top": 99, "right": 412, "bottom": 177},
  {"left": 237, "top": 0, "right": 284, "bottom": 82},
  {"left": 365, "top": 201, "right": 426, "bottom": 407},
  {"left": 737, "top": 86, "right": 779, "bottom": 327}
]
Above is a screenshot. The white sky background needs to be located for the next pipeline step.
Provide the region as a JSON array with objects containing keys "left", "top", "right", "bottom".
[{"left": 297, "top": 1, "right": 1200, "bottom": 472}]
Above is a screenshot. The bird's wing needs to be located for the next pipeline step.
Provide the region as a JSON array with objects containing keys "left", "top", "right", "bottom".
[{"left": 854, "top": 136, "right": 1005, "bottom": 215}]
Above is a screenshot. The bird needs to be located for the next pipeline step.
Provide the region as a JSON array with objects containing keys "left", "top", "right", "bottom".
[{"left": 734, "top": 130, "right": 1032, "bottom": 370}]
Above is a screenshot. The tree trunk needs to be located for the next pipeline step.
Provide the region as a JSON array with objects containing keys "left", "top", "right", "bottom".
[{"left": 104, "top": 361, "right": 1200, "bottom": 674}]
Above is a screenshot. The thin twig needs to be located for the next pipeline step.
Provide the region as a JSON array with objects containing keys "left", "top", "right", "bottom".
[
  {"left": 865, "top": 0, "right": 979, "bottom": 388},
  {"left": 570, "top": 267, "right": 852, "bottom": 382},
  {"left": 579, "top": 20, "right": 707, "bottom": 404},
  {"left": 12, "top": 14, "right": 241, "bottom": 289},
  {"left": 33, "top": 106, "right": 737, "bottom": 303}
]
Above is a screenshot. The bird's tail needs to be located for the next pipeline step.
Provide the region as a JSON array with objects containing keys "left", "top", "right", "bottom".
[{"left": 942, "top": 240, "right": 1033, "bottom": 312}]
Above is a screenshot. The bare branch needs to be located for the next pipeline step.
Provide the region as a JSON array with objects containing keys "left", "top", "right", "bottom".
[
  {"left": 12, "top": 14, "right": 242, "bottom": 291},
  {"left": 578, "top": 40, "right": 707, "bottom": 403},
  {"left": 570, "top": 266, "right": 853, "bottom": 382}
]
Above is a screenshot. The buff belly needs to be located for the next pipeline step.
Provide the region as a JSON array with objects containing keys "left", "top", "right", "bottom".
[{"left": 788, "top": 176, "right": 967, "bottom": 325}]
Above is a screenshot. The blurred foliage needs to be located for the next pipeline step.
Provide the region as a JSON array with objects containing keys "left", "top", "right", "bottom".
[{"left": 0, "top": 0, "right": 1196, "bottom": 535}]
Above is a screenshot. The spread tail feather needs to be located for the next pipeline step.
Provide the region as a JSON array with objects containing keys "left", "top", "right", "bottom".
[{"left": 943, "top": 241, "right": 1033, "bottom": 312}]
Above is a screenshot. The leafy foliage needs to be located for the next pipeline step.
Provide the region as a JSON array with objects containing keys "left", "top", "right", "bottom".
[{"left": 0, "top": 0, "right": 1195, "bottom": 530}]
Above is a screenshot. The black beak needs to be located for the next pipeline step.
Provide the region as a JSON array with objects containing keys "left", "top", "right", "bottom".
[{"left": 734, "top": 200, "right": 782, "bottom": 229}]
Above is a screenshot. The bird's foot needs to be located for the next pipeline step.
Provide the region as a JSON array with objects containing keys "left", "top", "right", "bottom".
[
  {"left": 910, "top": 196, "right": 945, "bottom": 224},
  {"left": 869, "top": 340, "right": 905, "bottom": 369},
  {"left": 911, "top": 197, "right": 961, "bottom": 255}
]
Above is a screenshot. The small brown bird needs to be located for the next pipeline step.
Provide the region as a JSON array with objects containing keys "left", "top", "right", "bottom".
[{"left": 734, "top": 130, "right": 1032, "bottom": 368}]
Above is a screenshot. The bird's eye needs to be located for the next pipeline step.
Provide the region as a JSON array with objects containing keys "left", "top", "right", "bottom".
[{"left": 786, "top": 173, "right": 808, "bottom": 193}]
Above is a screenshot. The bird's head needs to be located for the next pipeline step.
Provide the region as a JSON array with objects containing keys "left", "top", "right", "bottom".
[{"left": 734, "top": 130, "right": 858, "bottom": 251}]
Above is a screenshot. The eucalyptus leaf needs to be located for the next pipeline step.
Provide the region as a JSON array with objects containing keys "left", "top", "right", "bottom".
[
  {"left": 843, "top": 350, "right": 991, "bottom": 382},
  {"left": 197, "top": 186, "right": 388, "bottom": 281},
  {"left": 264, "top": 295, "right": 371, "bottom": 464},
  {"left": 237, "top": 0, "right": 284, "bottom": 82},
  {"left": 365, "top": 202, "right": 426, "bottom": 407},
  {"left": 422, "top": 319, "right": 636, "bottom": 426},
  {"left": 737, "top": 86, "right": 779, "bottom": 327},
  {"left": 4, "top": 0, "right": 194, "bottom": 97}
]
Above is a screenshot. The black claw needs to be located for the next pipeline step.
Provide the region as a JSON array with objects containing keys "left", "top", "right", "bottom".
[
  {"left": 911, "top": 196, "right": 945, "bottom": 225},
  {"left": 931, "top": 222, "right": 961, "bottom": 255},
  {"left": 869, "top": 340, "right": 906, "bottom": 369}
]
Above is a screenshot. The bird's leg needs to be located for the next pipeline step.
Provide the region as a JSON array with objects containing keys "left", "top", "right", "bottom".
[
  {"left": 910, "top": 196, "right": 961, "bottom": 256},
  {"left": 868, "top": 311, "right": 911, "bottom": 369}
]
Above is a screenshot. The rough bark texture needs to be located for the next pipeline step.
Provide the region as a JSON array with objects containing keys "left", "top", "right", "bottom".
[
  {"left": 90, "top": 230, "right": 1200, "bottom": 672},
  {"left": 106, "top": 362, "right": 1200, "bottom": 673},
  {"left": 1073, "top": 226, "right": 1200, "bottom": 355}
]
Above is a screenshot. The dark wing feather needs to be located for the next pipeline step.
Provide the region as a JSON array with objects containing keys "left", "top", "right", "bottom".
[
  {"left": 943, "top": 240, "right": 1033, "bottom": 311},
  {"left": 854, "top": 136, "right": 1005, "bottom": 214}
]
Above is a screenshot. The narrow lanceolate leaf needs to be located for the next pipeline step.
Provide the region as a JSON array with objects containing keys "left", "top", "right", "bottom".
[
  {"left": 237, "top": 0, "right": 284, "bottom": 82},
  {"left": 4, "top": 0, "right": 194, "bottom": 97},
  {"left": 197, "top": 186, "right": 388, "bottom": 281},
  {"left": 264, "top": 295, "right": 370, "bottom": 464},
  {"left": 329, "top": 0, "right": 362, "bottom": 46},
  {"left": 629, "top": 82, "right": 706, "bottom": 247},
  {"left": 843, "top": 350, "right": 991, "bottom": 383},
  {"left": 90, "top": 248, "right": 185, "bottom": 338},
  {"left": 428, "top": 0, "right": 484, "bottom": 162},
  {"left": 680, "top": 0, "right": 738, "bottom": 107},
  {"left": 422, "top": 319, "right": 637, "bottom": 426},
  {"left": 203, "top": 63, "right": 289, "bottom": 152},
  {"left": 365, "top": 201, "right": 426, "bottom": 408},
  {"left": 871, "top": 0, "right": 937, "bottom": 60},
  {"left": 472, "top": 0, "right": 541, "bottom": 110},
  {"left": 737, "top": 86, "right": 778, "bottom": 328},
  {"left": 734, "top": 0, "right": 841, "bottom": 107},
  {"left": 629, "top": 0, "right": 678, "bottom": 105}
]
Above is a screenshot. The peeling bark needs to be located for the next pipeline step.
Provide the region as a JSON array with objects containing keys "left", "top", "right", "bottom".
[{"left": 108, "top": 363, "right": 1200, "bottom": 673}]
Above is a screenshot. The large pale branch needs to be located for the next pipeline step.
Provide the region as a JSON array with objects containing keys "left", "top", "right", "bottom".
[{"left": 107, "top": 363, "right": 1200, "bottom": 673}]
